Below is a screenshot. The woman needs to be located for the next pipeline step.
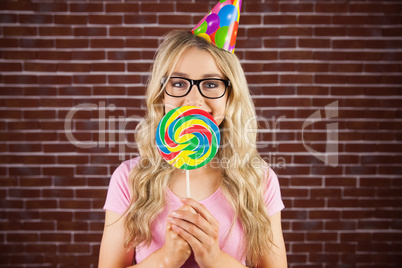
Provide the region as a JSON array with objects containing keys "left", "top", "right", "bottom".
[{"left": 99, "top": 30, "right": 287, "bottom": 268}]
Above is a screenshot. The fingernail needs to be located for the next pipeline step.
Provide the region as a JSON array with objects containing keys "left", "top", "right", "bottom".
[{"left": 171, "top": 211, "right": 178, "bottom": 217}]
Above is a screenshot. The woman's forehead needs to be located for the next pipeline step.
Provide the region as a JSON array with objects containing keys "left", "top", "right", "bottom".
[{"left": 170, "top": 47, "right": 224, "bottom": 79}]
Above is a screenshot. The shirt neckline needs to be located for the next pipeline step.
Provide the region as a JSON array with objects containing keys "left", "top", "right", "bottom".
[{"left": 167, "top": 186, "right": 222, "bottom": 205}]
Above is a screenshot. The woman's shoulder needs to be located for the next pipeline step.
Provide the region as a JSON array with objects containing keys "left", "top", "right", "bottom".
[
  {"left": 261, "top": 165, "right": 284, "bottom": 216},
  {"left": 261, "top": 165, "right": 281, "bottom": 197},
  {"left": 109, "top": 156, "right": 141, "bottom": 187},
  {"left": 123, "top": 156, "right": 141, "bottom": 170},
  {"left": 262, "top": 165, "right": 278, "bottom": 183},
  {"left": 114, "top": 156, "right": 141, "bottom": 175},
  {"left": 104, "top": 157, "right": 141, "bottom": 214}
]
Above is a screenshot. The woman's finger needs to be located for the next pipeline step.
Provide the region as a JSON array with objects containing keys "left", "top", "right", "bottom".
[
  {"left": 168, "top": 216, "right": 209, "bottom": 244},
  {"left": 171, "top": 223, "right": 203, "bottom": 253},
  {"left": 180, "top": 198, "right": 219, "bottom": 228},
  {"left": 169, "top": 209, "right": 217, "bottom": 239}
]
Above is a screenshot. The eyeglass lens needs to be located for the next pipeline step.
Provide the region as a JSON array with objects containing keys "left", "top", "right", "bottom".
[{"left": 165, "top": 77, "right": 226, "bottom": 98}]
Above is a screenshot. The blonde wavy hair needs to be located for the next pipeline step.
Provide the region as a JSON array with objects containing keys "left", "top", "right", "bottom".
[{"left": 124, "top": 30, "right": 272, "bottom": 267}]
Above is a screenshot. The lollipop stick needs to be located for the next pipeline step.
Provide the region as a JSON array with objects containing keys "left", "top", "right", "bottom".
[{"left": 186, "top": 170, "right": 190, "bottom": 198}]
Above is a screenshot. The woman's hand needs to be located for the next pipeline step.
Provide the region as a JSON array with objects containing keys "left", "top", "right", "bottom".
[
  {"left": 168, "top": 198, "right": 224, "bottom": 268},
  {"left": 160, "top": 205, "right": 193, "bottom": 268}
]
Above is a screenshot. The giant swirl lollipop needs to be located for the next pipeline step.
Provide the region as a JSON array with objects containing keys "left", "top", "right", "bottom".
[{"left": 156, "top": 106, "right": 220, "bottom": 197}]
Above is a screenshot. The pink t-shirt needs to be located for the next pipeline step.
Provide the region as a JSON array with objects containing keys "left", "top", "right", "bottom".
[{"left": 103, "top": 157, "right": 284, "bottom": 267}]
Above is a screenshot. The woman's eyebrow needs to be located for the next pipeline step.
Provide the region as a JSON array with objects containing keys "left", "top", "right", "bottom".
[
  {"left": 171, "top": 72, "right": 188, "bottom": 78},
  {"left": 171, "top": 72, "right": 224, "bottom": 79},
  {"left": 202, "top": 73, "right": 224, "bottom": 79}
]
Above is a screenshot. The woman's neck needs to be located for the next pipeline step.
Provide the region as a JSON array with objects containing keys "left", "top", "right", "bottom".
[{"left": 169, "top": 164, "right": 222, "bottom": 201}]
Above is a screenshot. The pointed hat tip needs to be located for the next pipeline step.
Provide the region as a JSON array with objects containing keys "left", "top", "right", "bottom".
[{"left": 191, "top": 0, "right": 242, "bottom": 53}]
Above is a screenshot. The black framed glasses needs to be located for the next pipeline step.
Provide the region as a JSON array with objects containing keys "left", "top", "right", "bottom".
[{"left": 161, "top": 77, "right": 230, "bottom": 99}]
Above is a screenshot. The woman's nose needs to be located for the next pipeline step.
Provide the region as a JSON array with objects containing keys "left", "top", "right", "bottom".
[{"left": 184, "top": 84, "right": 204, "bottom": 107}]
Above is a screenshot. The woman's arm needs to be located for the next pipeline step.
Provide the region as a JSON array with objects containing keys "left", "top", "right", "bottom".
[
  {"left": 99, "top": 210, "right": 135, "bottom": 268},
  {"left": 99, "top": 209, "right": 192, "bottom": 268},
  {"left": 256, "top": 212, "right": 287, "bottom": 268}
]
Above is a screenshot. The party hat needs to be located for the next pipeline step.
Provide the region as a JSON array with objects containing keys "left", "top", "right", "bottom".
[{"left": 191, "top": 0, "right": 242, "bottom": 53}]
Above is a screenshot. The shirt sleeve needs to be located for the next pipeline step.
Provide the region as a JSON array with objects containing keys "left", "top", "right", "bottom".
[
  {"left": 103, "top": 160, "right": 133, "bottom": 215},
  {"left": 263, "top": 167, "right": 285, "bottom": 216}
]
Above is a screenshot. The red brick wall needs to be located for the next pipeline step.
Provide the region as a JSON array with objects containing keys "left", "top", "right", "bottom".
[{"left": 1, "top": 0, "right": 401, "bottom": 267}]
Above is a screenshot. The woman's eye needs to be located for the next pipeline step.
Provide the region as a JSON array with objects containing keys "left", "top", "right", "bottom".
[
  {"left": 171, "top": 82, "right": 186, "bottom": 88},
  {"left": 203, "top": 81, "right": 223, "bottom": 90},
  {"left": 204, "top": 83, "right": 217, "bottom": 88}
]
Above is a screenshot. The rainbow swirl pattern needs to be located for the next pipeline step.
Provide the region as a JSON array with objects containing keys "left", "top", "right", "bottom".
[{"left": 156, "top": 106, "right": 220, "bottom": 170}]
